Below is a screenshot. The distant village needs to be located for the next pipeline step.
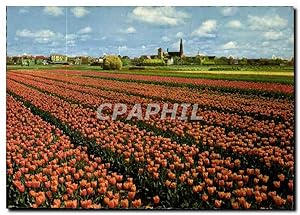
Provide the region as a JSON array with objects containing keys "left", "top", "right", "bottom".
[{"left": 7, "top": 39, "right": 294, "bottom": 67}]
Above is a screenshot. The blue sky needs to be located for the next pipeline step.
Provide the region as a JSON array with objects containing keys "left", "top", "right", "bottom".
[{"left": 7, "top": 6, "right": 294, "bottom": 59}]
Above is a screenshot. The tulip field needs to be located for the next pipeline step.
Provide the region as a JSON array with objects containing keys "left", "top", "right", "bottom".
[{"left": 6, "top": 69, "right": 294, "bottom": 209}]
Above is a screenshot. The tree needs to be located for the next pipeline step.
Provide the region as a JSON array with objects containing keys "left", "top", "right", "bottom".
[
  {"left": 141, "top": 59, "right": 165, "bottom": 66},
  {"left": 289, "top": 57, "right": 294, "bottom": 66},
  {"left": 6, "top": 57, "right": 14, "bottom": 65},
  {"left": 239, "top": 58, "right": 248, "bottom": 65},
  {"left": 120, "top": 56, "right": 131, "bottom": 66},
  {"left": 228, "top": 56, "right": 234, "bottom": 65},
  {"left": 131, "top": 58, "right": 144, "bottom": 66},
  {"left": 215, "top": 57, "right": 229, "bottom": 65},
  {"left": 103, "top": 55, "right": 122, "bottom": 70},
  {"left": 81, "top": 57, "right": 90, "bottom": 65},
  {"left": 173, "top": 56, "right": 184, "bottom": 65}
]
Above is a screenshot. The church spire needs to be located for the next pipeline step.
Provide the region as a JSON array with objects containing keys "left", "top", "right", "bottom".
[{"left": 180, "top": 38, "right": 183, "bottom": 58}]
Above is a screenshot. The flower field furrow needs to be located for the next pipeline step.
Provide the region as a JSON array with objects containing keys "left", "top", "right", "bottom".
[
  {"left": 9, "top": 72, "right": 294, "bottom": 142},
  {"left": 8, "top": 75, "right": 294, "bottom": 170},
  {"left": 7, "top": 80, "right": 294, "bottom": 209},
  {"left": 6, "top": 95, "right": 142, "bottom": 209},
  {"left": 10, "top": 70, "right": 294, "bottom": 121},
  {"left": 11, "top": 69, "right": 294, "bottom": 94},
  {"left": 77, "top": 70, "right": 294, "bottom": 94}
]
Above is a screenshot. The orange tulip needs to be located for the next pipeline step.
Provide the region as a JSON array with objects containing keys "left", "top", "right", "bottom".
[
  {"left": 243, "top": 201, "right": 251, "bottom": 209},
  {"left": 214, "top": 200, "right": 222, "bottom": 208},
  {"left": 65, "top": 200, "right": 77, "bottom": 208},
  {"left": 277, "top": 174, "right": 285, "bottom": 182},
  {"left": 81, "top": 199, "right": 92, "bottom": 209},
  {"left": 288, "top": 181, "right": 293, "bottom": 191},
  {"left": 98, "top": 186, "right": 107, "bottom": 194},
  {"left": 128, "top": 191, "right": 136, "bottom": 200},
  {"left": 207, "top": 186, "right": 216, "bottom": 195},
  {"left": 273, "top": 195, "right": 286, "bottom": 206},
  {"left": 202, "top": 194, "right": 209, "bottom": 202},
  {"left": 132, "top": 199, "right": 142, "bottom": 208},
  {"left": 52, "top": 199, "right": 61, "bottom": 208},
  {"left": 103, "top": 197, "right": 110, "bottom": 205},
  {"left": 108, "top": 199, "right": 117, "bottom": 209},
  {"left": 255, "top": 195, "right": 263, "bottom": 203},
  {"left": 35, "top": 192, "right": 46, "bottom": 206},
  {"left": 153, "top": 195, "right": 160, "bottom": 204},
  {"left": 287, "top": 195, "right": 293, "bottom": 203},
  {"left": 121, "top": 199, "right": 129, "bottom": 208},
  {"left": 170, "top": 182, "right": 177, "bottom": 189},
  {"left": 231, "top": 202, "right": 239, "bottom": 209},
  {"left": 187, "top": 178, "right": 194, "bottom": 186},
  {"left": 273, "top": 181, "right": 281, "bottom": 189},
  {"left": 109, "top": 177, "right": 117, "bottom": 185}
]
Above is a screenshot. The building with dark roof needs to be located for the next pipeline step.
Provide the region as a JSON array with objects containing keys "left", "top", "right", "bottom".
[{"left": 158, "top": 39, "right": 184, "bottom": 59}]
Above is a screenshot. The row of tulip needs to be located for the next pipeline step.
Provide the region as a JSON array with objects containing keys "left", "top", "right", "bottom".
[
  {"left": 10, "top": 70, "right": 294, "bottom": 121},
  {"left": 8, "top": 73, "right": 294, "bottom": 142},
  {"left": 7, "top": 79, "right": 294, "bottom": 209},
  {"left": 7, "top": 95, "right": 144, "bottom": 209},
  {"left": 7, "top": 75, "right": 294, "bottom": 171},
  {"left": 11, "top": 69, "right": 294, "bottom": 95}
]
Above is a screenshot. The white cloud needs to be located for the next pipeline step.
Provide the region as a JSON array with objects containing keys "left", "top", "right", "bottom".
[
  {"left": 192, "top": 20, "right": 217, "bottom": 38},
  {"left": 221, "top": 7, "right": 238, "bottom": 16},
  {"left": 79, "top": 34, "right": 91, "bottom": 41},
  {"left": 16, "top": 29, "right": 33, "bottom": 37},
  {"left": 118, "top": 45, "right": 128, "bottom": 55},
  {"left": 222, "top": 41, "right": 237, "bottom": 49},
  {"left": 16, "top": 29, "right": 63, "bottom": 43},
  {"left": 142, "top": 45, "right": 146, "bottom": 49},
  {"left": 131, "top": 6, "right": 189, "bottom": 26},
  {"left": 63, "top": 26, "right": 92, "bottom": 44},
  {"left": 248, "top": 15, "right": 288, "bottom": 30},
  {"left": 176, "top": 32, "right": 184, "bottom": 38},
  {"left": 66, "top": 40, "right": 76, "bottom": 47},
  {"left": 19, "top": 8, "right": 28, "bottom": 14},
  {"left": 227, "top": 20, "right": 242, "bottom": 29},
  {"left": 34, "top": 38, "right": 54, "bottom": 44},
  {"left": 43, "top": 6, "right": 64, "bottom": 16},
  {"left": 66, "top": 34, "right": 77, "bottom": 46},
  {"left": 116, "top": 38, "right": 126, "bottom": 42},
  {"left": 288, "top": 35, "right": 294, "bottom": 44},
  {"left": 78, "top": 26, "right": 92, "bottom": 34},
  {"left": 121, "top": 26, "right": 136, "bottom": 34},
  {"left": 119, "top": 45, "right": 128, "bottom": 50},
  {"left": 162, "top": 36, "right": 171, "bottom": 42},
  {"left": 66, "top": 34, "right": 76, "bottom": 40},
  {"left": 262, "top": 41, "right": 270, "bottom": 47},
  {"left": 49, "top": 41, "right": 59, "bottom": 47},
  {"left": 71, "top": 7, "right": 89, "bottom": 18},
  {"left": 92, "top": 36, "right": 106, "bottom": 41},
  {"left": 264, "top": 31, "right": 284, "bottom": 40}
]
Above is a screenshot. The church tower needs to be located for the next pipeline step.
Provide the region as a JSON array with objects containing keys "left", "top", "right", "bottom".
[{"left": 179, "top": 38, "right": 183, "bottom": 58}]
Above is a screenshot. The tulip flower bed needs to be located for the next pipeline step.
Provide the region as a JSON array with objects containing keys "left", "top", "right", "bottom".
[
  {"left": 10, "top": 69, "right": 294, "bottom": 95},
  {"left": 7, "top": 70, "right": 295, "bottom": 210},
  {"left": 7, "top": 95, "right": 143, "bottom": 209},
  {"left": 8, "top": 73, "right": 294, "bottom": 139},
  {"left": 7, "top": 76, "right": 294, "bottom": 189},
  {"left": 10, "top": 70, "right": 294, "bottom": 120},
  {"left": 80, "top": 72, "right": 294, "bottom": 95},
  {"left": 8, "top": 73, "right": 294, "bottom": 152}
]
